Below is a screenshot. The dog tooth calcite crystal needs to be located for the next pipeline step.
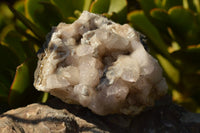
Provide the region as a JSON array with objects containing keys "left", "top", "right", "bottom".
[{"left": 34, "top": 11, "right": 167, "bottom": 115}]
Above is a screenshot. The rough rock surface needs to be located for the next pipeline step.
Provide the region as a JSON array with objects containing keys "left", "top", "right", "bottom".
[
  {"left": 0, "top": 97, "right": 200, "bottom": 133},
  {"left": 0, "top": 103, "right": 106, "bottom": 133},
  {"left": 34, "top": 11, "right": 167, "bottom": 115}
]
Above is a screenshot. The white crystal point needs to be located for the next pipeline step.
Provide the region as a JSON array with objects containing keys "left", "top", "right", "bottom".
[{"left": 34, "top": 11, "right": 168, "bottom": 115}]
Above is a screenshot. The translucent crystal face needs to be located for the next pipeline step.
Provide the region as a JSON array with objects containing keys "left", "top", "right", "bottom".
[{"left": 34, "top": 11, "right": 168, "bottom": 115}]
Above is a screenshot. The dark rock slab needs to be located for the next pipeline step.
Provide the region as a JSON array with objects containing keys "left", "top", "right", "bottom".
[{"left": 0, "top": 97, "right": 200, "bottom": 133}]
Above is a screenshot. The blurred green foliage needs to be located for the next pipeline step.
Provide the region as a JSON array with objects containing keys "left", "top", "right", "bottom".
[
  {"left": 128, "top": 0, "right": 200, "bottom": 112},
  {"left": 0, "top": 0, "right": 200, "bottom": 113}
]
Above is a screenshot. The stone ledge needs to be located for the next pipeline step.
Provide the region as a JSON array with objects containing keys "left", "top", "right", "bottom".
[{"left": 0, "top": 97, "right": 200, "bottom": 133}]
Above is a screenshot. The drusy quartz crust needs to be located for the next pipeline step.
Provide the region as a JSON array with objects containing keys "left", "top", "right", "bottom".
[{"left": 34, "top": 11, "right": 167, "bottom": 115}]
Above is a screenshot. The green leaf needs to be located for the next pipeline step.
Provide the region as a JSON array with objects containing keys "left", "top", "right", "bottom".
[
  {"left": 182, "top": 73, "right": 200, "bottom": 92},
  {"left": 8, "top": 56, "right": 38, "bottom": 107},
  {"left": 41, "top": 92, "right": 49, "bottom": 103},
  {"left": 8, "top": 61, "right": 30, "bottom": 106},
  {"left": 181, "top": 72, "right": 200, "bottom": 106},
  {"left": 0, "top": 69, "right": 15, "bottom": 103},
  {"left": 150, "top": 8, "right": 169, "bottom": 23},
  {"left": 14, "top": 25, "right": 42, "bottom": 46},
  {"left": 51, "top": 0, "right": 92, "bottom": 20},
  {"left": 0, "top": 86, "right": 8, "bottom": 99},
  {"left": 25, "top": 0, "right": 62, "bottom": 34},
  {"left": 0, "top": 73, "right": 11, "bottom": 90},
  {"left": 90, "top": 0, "right": 110, "bottom": 14},
  {"left": 0, "top": 74, "right": 11, "bottom": 100},
  {"left": 162, "top": 0, "right": 182, "bottom": 10},
  {"left": 139, "top": 0, "right": 182, "bottom": 11},
  {"left": 0, "top": 44, "right": 17, "bottom": 91},
  {"left": 13, "top": 0, "right": 30, "bottom": 32},
  {"left": 193, "top": 0, "right": 200, "bottom": 12},
  {"left": 0, "top": 44, "right": 19, "bottom": 70},
  {"left": 8, "top": 5, "right": 45, "bottom": 40},
  {"left": 50, "top": 0, "right": 74, "bottom": 18},
  {"left": 150, "top": 8, "right": 171, "bottom": 35},
  {"left": 90, "top": 0, "right": 127, "bottom": 23},
  {"left": 196, "top": 13, "right": 200, "bottom": 25},
  {"left": 2, "top": 30, "right": 27, "bottom": 63},
  {"left": 168, "top": 6, "right": 200, "bottom": 45},
  {"left": 108, "top": 0, "right": 127, "bottom": 15},
  {"left": 128, "top": 11, "right": 170, "bottom": 59},
  {"left": 83, "top": 0, "right": 93, "bottom": 11},
  {"left": 0, "top": 3, "right": 13, "bottom": 31},
  {"left": 156, "top": 54, "right": 180, "bottom": 84},
  {"left": 154, "top": 0, "right": 162, "bottom": 8},
  {"left": 0, "top": 79, "right": 9, "bottom": 103},
  {"left": 13, "top": 0, "right": 25, "bottom": 14},
  {"left": 36, "top": 1, "right": 62, "bottom": 32},
  {"left": 171, "top": 47, "right": 200, "bottom": 72},
  {"left": 25, "top": 0, "right": 48, "bottom": 21},
  {"left": 138, "top": 0, "right": 156, "bottom": 15},
  {"left": 108, "top": 0, "right": 127, "bottom": 24},
  {"left": 183, "top": 0, "right": 200, "bottom": 12},
  {"left": 168, "top": 7, "right": 194, "bottom": 33}
]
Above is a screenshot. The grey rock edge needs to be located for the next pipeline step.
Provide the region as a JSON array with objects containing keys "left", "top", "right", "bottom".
[{"left": 0, "top": 97, "right": 200, "bottom": 133}]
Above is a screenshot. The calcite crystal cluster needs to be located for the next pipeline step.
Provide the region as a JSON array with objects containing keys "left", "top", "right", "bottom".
[{"left": 34, "top": 11, "right": 167, "bottom": 115}]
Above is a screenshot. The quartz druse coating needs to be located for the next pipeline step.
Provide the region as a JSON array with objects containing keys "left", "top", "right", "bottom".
[{"left": 34, "top": 11, "right": 168, "bottom": 115}]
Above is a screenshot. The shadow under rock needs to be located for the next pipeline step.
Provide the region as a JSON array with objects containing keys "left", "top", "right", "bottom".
[
  {"left": 46, "top": 95, "right": 200, "bottom": 133},
  {"left": 46, "top": 97, "right": 131, "bottom": 133}
]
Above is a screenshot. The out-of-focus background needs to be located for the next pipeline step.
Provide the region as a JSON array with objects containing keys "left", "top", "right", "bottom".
[{"left": 0, "top": 0, "right": 200, "bottom": 114}]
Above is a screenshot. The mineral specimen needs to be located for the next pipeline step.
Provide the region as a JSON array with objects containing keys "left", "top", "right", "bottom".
[{"left": 34, "top": 11, "right": 168, "bottom": 115}]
